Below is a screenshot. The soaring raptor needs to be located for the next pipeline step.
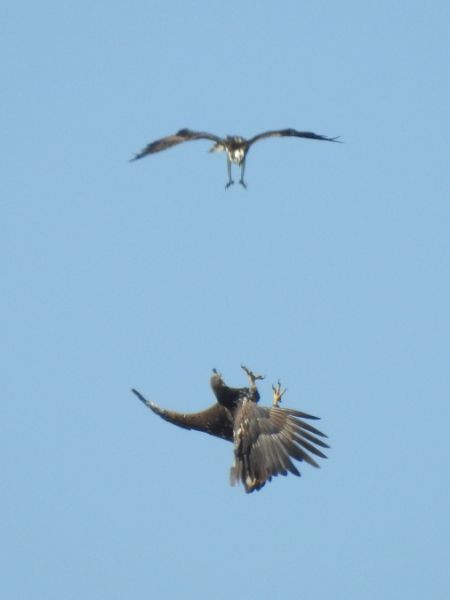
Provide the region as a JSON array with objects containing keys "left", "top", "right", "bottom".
[
  {"left": 132, "top": 366, "right": 328, "bottom": 493},
  {"left": 131, "top": 127, "right": 340, "bottom": 189}
]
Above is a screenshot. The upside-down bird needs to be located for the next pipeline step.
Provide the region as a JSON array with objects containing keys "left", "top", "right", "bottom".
[
  {"left": 132, "top": 366, "right": 328, "bottom": 493},
  {"left": 130, "top": 127, "right": 340, "bottom": 189}
]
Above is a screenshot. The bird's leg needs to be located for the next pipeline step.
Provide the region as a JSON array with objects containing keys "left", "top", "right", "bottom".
[
  {"left": 272, "top": 381, "right": 287, "bottom": 407},
  {"left": 239, "top": 160, "right": 247, "bottom": 189},
  {"left": 225, "top": 158, "right": 234, "bottom": 189},
  {"left": 241, "top": 365, "right": 264, "bottom": 389}
]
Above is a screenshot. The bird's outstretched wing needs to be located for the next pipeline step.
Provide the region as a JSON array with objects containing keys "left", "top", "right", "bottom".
[
  {"left": 247, "top": 128, "right": 341, "bottom": 147},
  {"left": 130, "top": 129, "right": 223, "bottom": 161},
  {"left": 132, "top": 389, "right": 234, "bottom": 441},
  {"left": 230, "top": 399, "right": 329, "bottom": 493}
]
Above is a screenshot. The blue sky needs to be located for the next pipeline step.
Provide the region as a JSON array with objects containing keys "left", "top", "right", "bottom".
[{"left": 2, "top": 1, "right": 449, "bottom": 598}]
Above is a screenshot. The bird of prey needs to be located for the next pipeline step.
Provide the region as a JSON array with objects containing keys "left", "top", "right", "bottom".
[
  {"left": 132, "top": 365, "right": 328, "bottom": 493},
  {"left": 130, "top": 127, "right": 340, "bottom": 189}
]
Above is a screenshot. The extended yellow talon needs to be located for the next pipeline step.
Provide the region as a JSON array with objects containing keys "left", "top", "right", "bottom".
[{"left": 272, "top": 381, "right": 287, "bottom": 406}]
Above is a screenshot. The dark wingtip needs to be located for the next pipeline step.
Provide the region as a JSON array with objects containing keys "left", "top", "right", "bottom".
[{"left": 131, "top": 388, "right": 148, "bottom": 405}]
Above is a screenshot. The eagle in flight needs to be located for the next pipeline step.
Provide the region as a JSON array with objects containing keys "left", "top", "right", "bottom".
[
  {"left": 132, "top": 365, "right": 328, "bottom": 493},
  {"left": 131, "top": 127, "right": 340, "bottom": 189}
]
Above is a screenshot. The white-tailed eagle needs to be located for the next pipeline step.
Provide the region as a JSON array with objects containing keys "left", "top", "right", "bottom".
[{"left": 132, "top": 366, "right": 328, "bottom": 493}]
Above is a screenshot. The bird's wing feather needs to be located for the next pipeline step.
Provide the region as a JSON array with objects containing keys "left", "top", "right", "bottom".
[
  {"left": 230, "top": 401, "right": 328, "bottom": 493},
  {"left": 247, "top": 128, "right": 341, "bottom": 146},
  {"left": 132, "top": 389, "right": 233, "bottom": 441},
  {"left": 130, "top": 129, "right": 223, "bottom": 161}
]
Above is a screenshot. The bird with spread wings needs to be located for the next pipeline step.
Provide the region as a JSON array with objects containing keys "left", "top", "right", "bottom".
[
  {"left": 131, "top": 127, "right": 340, "bottom": 189},
  {"left": 132, "top": 366, "right": 328, "bottom": 493}
]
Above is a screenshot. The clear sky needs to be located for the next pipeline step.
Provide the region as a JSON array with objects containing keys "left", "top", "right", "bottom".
[{"left": 2, "top": 1, "right": 449, "bottom": 598}]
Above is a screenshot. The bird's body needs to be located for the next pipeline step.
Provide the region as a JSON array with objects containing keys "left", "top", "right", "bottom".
[
  {"left": 133, "top": 366, "right": 328, "bottom": 493},
  {"left": 209, "top": 136, "right": 246, "bottom": 165},
  {"left": 131, "top": 127, "right": 340, "bottom": 189}
]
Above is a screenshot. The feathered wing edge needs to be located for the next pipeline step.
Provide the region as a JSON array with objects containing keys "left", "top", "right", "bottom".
[
  {"left": 230, "top": 402, "right": 329, "bottom": 493},
  {"left": 131, "top": 388, "right": 233, "bottom": 441},
  {"left": 130, "top": 129, "right": 223, "bottom": 161},
  {"left": 247, "top": 128, "right": 341, "bottom": 147}
]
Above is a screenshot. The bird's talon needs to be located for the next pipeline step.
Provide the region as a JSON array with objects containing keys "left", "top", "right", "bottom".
[
  {"left": 241, "top": 365, "right": 264, "bottom": 386},
  {"left": 272, "top": 381, "right": 287, "bottom": 406}
]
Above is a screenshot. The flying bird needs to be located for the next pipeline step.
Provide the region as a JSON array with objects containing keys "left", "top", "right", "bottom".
[
  {"left": 132, "top": 365, "right": 328, "bottom": 493},
  {"left": 130, "top": 127, "right": 340, "bottom": 189}
]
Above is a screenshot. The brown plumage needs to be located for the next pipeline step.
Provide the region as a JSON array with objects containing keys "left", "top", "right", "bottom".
[
  {"left": 132, "top": 366, "right": 328, "bottom": 493},
  {"left": 131, "top": 127, "right": 341, "bottom": 189}
]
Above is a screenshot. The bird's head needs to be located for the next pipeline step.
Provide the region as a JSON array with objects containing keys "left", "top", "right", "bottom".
[{"left": 209, "top": 142, "right": 225, "bottom": 154}]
